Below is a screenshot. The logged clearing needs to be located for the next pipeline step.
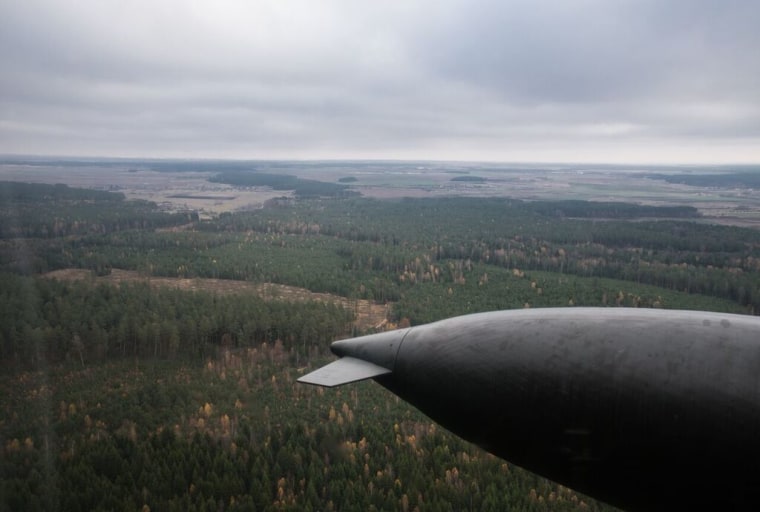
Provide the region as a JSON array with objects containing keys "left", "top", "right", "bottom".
[{"left": 43, "top": 268, "right": 390, "bottom": 331}]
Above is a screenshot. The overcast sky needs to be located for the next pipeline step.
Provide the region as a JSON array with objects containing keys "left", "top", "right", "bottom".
[{"left": 1, "top": 0, "right": 758, "bottom": 164}]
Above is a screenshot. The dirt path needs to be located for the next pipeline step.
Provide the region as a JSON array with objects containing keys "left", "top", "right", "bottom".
[{"left": 43, "top": 268, "right": 390, "bottom": 331}]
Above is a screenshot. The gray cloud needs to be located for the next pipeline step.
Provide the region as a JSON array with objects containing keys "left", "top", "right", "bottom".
[{"left": 1, "top": 0, "right": 758, "bottom": 163}]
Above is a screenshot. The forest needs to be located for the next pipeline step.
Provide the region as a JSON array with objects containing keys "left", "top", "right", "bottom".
[
  {"left": 2, "top": 179, "right": 760, "bottom": 510},
  {"left": 648, "top": 171, "right": 760, "bottom": 188}
]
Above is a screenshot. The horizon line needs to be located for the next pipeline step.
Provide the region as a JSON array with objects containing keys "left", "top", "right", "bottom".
[{"left": 2, "top": 153, "right": 760, "bottom": 169}]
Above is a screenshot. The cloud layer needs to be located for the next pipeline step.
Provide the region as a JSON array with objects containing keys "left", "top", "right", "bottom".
[{"left": 1, "top": 0, "right": 758, "bottom": 163}]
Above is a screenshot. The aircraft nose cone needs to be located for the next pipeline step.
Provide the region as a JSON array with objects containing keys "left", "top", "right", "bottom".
[{"left": 331, "top": 328, "right": 410, "bottom": 371}]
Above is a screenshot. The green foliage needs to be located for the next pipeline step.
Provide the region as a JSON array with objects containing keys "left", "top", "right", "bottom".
[
  {"left": 3, "top": 182, "right": 760, "bottom": 511},
  {"left": 0, "top": 181, "right": 121, "bottom": 201},
  {"left": 648, "top": 171, "right": 760, "bottom": 188},
  {"left": 0, "top": 275, "right": 353, "bottom": 367},
  {"left": 524, "top": 199, "right": 699, "bottom": 219},
  {"left": 196, "top": 197, "right": 760, "bottom": 311},
  {"left": 1, "top": 357, "right": 615, "bottom": 511},
  {"left": 4, "top": 194, "right": 759, "bottom": 309},
  {"left": 0, "top": 181, "right": 194, "bottom": 241},
  {"left": 393, "top": 263, "right": 745, "bottom": 325}
]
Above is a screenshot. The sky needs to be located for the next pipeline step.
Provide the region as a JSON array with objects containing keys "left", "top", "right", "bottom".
[{"left": 1, "top": 0, "right": 759, "bottom": 164}]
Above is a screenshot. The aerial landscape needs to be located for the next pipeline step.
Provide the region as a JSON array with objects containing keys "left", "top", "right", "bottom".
[
  {"left": 3, "top": 158, "right": 760, "bottom": 511},
  {"left": 2, "top": 0, "right": 760, "bottom": 511}
]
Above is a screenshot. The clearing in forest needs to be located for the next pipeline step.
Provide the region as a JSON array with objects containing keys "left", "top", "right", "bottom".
[{"left": 43, "top": 268, "right": 389, "bottom": 332}]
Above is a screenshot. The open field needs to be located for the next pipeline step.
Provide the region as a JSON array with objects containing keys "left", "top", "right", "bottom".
[
  {"left": 43, "top": 268, "right": 390, "bottom": 331},
  {"left": 0, "top": 164, "right": 292, "bottom": 218},
  {"left": 2, "top": 159, "right": 760, "bottom": 226}
]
